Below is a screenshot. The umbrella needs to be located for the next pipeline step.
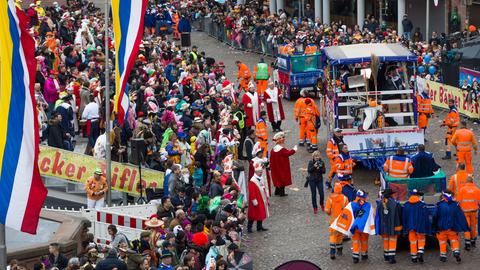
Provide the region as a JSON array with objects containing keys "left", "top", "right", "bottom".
[
  {"left": 227, "top": 251, "right": 253, "bottom": 270},
  {"left": 274, "top": 260, "right": 321, "bottom": 270}
]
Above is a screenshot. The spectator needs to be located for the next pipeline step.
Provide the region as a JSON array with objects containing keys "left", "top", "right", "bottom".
[
  {"left": 402, "top": 14, "right": 413, "bottom": 40},
  {"left": 48, "top": 243, "right": 69, "bottom": 270},
  {"left": 95, "top": 249, "right": 128, "bottom": 270}
]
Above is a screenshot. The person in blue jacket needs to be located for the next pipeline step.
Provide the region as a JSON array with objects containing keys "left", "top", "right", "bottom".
[
  {"left": 433, "top": 190, "right": 470, "bottom": 262},
  {"left": 411, "top": 144, "right": 441, "bottom": 178},
  {"left": 375, "top": 188, "right": 402, "bottom": 264},
  {"left": 403, "top": 189, "right": 431, "bottom": 263}
]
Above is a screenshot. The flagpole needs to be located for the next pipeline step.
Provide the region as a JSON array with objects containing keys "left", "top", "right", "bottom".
[
  {"left": 105, "top": 0, "right": 112, "bottom": 206},
  {"left": 0, "top": 223, "right": 6, "bottom": 269}
]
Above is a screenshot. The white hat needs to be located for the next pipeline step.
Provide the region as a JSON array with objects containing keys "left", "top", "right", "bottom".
[
  {"left": 194, "top": 117, "right": 203, "bottom": 123},
  {"left": 273, "top": 132, "right": 285, "bottom": 141},
  {"left": 253, "top": 161, "right": 263, "bottom": 172},
  {"left": 252, "top": 142, "right": 263, "bottom": 156}
]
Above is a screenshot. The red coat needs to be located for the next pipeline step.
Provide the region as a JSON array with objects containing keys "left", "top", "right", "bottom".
[
  {"left": 269, "top": 145, "right": 296, "bottom": 187},
  {"left": 242, "top": 92, "right": 261, "bottom": 128},
  {"left": 248, "top": 175, "right": 269, "bottom": 221},
  {"left": 264, "top": 87, "right": 285, "bottom": 122}
]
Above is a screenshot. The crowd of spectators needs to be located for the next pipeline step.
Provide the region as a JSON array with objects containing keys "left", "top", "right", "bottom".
[
  {"left": 12, "top": 0, "right": 480, "bottom": 269},
  {"left": 24, "top": 0, "right": 255, "bottom": 269},
  {"left": 188, "top": 1, "right": 479, "bottom": 83}
]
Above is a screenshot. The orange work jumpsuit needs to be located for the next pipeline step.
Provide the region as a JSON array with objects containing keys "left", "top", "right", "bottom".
[
  {"left": 443, "top": 107, "right": 460, "bottom": 153},
  {"left": 255, "top": 118, "right": 268, "bottom": 157},
  {"left": 304, "top": 44, "right": 317, "bottom": 54},
  {"left": 326, "top": 138, "right": 340, "bottom": 181},
  {"left": 416, "top": 93, "right": 434, "bottom": 130},
  {"left": 383, "top": 155, "right": 414, "bottom": 178},
  {"left": 451, "top": 128, "right": 478, "bottom": 174},
  {"left": 336, "top": 154, "right": 355, "bottom": 181},
  {"left": 237, "top": 63, "right": 252, "bottom": 92},
  {"left": 325, "top": 183, "right": 348, "bottom": 254},
  {"left": 457, "top": 182, "right": 480, "bottom": 246},
  {"left": 253, "top": 64, "right": 271, "bottom": 97},
  {"left": 294, "top": 97, "right": 307, "bottom": 144},
  {"left": 448, "top": 170, "right": 471, "bottom": 197},
  {"left": 304, "top": 102, "right": 320, "bottom": 148}
]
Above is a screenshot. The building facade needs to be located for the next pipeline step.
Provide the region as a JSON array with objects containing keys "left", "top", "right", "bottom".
[{"left": 269, "top": 0, "right": 477, "bottom": 38}]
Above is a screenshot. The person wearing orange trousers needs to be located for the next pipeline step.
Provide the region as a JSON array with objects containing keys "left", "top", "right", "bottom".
[
  {"left": 255, "top": 111, "right": 269, "bottom": 158},
  {"left": 335, "top": 145, "right": 355, "bottom": 183},
  {"left": 236, "top": 60, "right": 252, "bottom": 92},
  {"left": 451, "top": 121, "right": 478, "bottom": 174},
  {"left": 350, "top": 190, "right": 374, "bottom": 264},
  {"left": 433, "top": 190, "right": 469, "bottom": 262},
  {"left": 456, "top": 176, "right": 480, "bottom": 250},
  {"left": 402, "top": 189, "right": 431, "bottom": 263},
  {"left": 325, "top": 183, "right": 348, "bottom": 260},
  {"left": 294, "top": 89, "right": 308, "bottom": 145},
  {"left": 171, "top": 11, "right": 180, "bottom": 40},
  {"left": 416, "top": 88, "right": 434, "bottom": 134},
  {"left": 253, "top": 58, "right": 271, "bottom": 97},
  {"left": 448, "top": 163, "right": 471, "bottom": 197},
  {"left": 326, "top": 128, "right": 344, "bottom": 188},
  {"left": 441, "top": 99, "right": 460, "bottom": 160},
  {"left": 375, "top": 188, "right": 402, "bottom": 264},
  {"left": 304, "top": 98, "right": 320, "bottom": 153}
]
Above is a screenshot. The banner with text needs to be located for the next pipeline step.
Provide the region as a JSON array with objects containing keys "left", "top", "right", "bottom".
[
  {"left": 417, "top": 77, "right": 480, "bottom": 118},
  {"left": 343, "top": 129, "right": 424, "bottom": 158},
  {"left": 39, "top": 145, "right": 164, "bottom": 195}
]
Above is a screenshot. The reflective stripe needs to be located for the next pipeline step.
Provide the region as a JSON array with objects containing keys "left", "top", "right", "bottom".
[{"left": 387, "top": 156, "right": 410, "bottom": 178}]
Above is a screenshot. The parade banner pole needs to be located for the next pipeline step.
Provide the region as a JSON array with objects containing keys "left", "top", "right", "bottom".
[
  {"left": 0, "top": 224, "right": 6, "bottom": 269},
  {"left": 105, "top": 0, "right": 112, "bottom": 206}
]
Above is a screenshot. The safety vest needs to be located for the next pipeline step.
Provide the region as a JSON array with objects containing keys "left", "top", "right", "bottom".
[
  {"left": 304, "top": 44, "right": 317, "bottom": 54},
  {"left": 457, "top": 183, "right": 480, "bottom": 212},
  {"left": 189, "top": 51, "right": 198, "bottom": 62},
  {"left": 449, "top": 171, "right": 471, "bottom": 196},
  {"left": 444, "top": 108, "right": 460, "bottom": 128},
  {"left": 233, "top": 111, "right": 245, "bottom": 129},
  {"left": 326, "top": 138, "right": 340, "bottom": 161},
  {"left": 417, "top": 94, "right": 434, "bottom": 114},
  {"left": 336, "top": 154, "right": 354, "bottom": 175},
  {"left": 453, "top": 128, "right": 475, "bottom": 152},
  {"left": 384, "top": 156, "right": 413, "bottom": 178},
  {"left": 255, "top": 63, "right": 269, "bottom": 80}
]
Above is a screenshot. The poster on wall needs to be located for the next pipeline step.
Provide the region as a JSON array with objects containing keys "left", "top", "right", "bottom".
[
  {"left": 459, "top": 67, "right": 480, "bottom": 88},
  {"left": 343, "top": 129, "right": 424, "bottom": 158}
]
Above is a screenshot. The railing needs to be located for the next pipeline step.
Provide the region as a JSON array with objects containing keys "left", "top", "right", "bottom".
[{"left": 192, "top": 16, "right": 278, "bottom": 57}]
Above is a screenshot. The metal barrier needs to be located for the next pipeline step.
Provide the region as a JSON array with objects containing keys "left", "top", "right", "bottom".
[{"left": 193, "top": 16, "right": 278, "bottom": 57}]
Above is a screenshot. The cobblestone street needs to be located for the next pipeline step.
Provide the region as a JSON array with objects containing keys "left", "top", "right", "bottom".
[{"left": 191, "top": 30, "right": 480, "bottom": 269}]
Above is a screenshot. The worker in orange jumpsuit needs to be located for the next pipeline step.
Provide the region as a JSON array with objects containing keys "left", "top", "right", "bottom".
[
  {"left": 304, "top": 98, "right": 320, "bottom": 153},
  {"left": 456, "top": 176, "right": 480, "bottom": 250},
  {"left": 255, "top": 111, "right": 269, "bottom": 158},
  {"left": 350, "top": 190, "right": 374, "bottom": 263},
  {"left": 383, "top": 147, "right": 414, "bottom": 178},
  {"left": 448, "top": 163, "right": 471, "bottom": 196},
  {"left": 375, "top": 189, "right": 402, "bottom": 264},
  {"left": 402, "top": 189, "right": 431, "bottom": 263},
  {"left": 416, "top": 88, "right": 434, "bottom": 134},
  {"left": 253, "top": 58, "right": 271, "bottom": 97},
  {"left": 433, "top": 190, "right": 469, "bottom": 263},
  {"left": 336, "top": 145, "right": 355, "bottom": 182},
  {"left": 304, "top": 43, "right": 317, "bottom": 54},
  {"left": 326, "top": 128, "right": 344, "bottom": 188},
  {"left": 236, "top": 60, "right": 252, "bottom": 92},
  {"left": 294, "top": 89, "right": 308, "bottom": 146},
  {"left": 172, "top": 11, "right": 180, "bottom": 40},
  {"left": 451, "top": 121, "right": 478, "bottom": 174},
  {"left": 325, "top": 183, "right": 348, "bottom": 260},
  {"left": 441, "top": 99, "right": 460, "bottom": 160}
]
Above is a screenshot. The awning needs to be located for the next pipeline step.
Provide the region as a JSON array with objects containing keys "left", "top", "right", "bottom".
[{"left": 323, "top": 43, "right": 417, "bottom": 65}]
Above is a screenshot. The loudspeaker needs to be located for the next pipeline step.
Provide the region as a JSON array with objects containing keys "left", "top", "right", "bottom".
[
  {"left": 181, "top": 32, "right": 191, "bottom": 47},
  {"left": 129, "top": 138, "right": 145, "bottom": 165}
]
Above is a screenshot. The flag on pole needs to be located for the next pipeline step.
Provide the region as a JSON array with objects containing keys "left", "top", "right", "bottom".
[
  {"left": 112, "top": 0, "right": 148, "bottom": 126},
  {"left": 0, "top": 0, "right": 47, "bottom": 234}
]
